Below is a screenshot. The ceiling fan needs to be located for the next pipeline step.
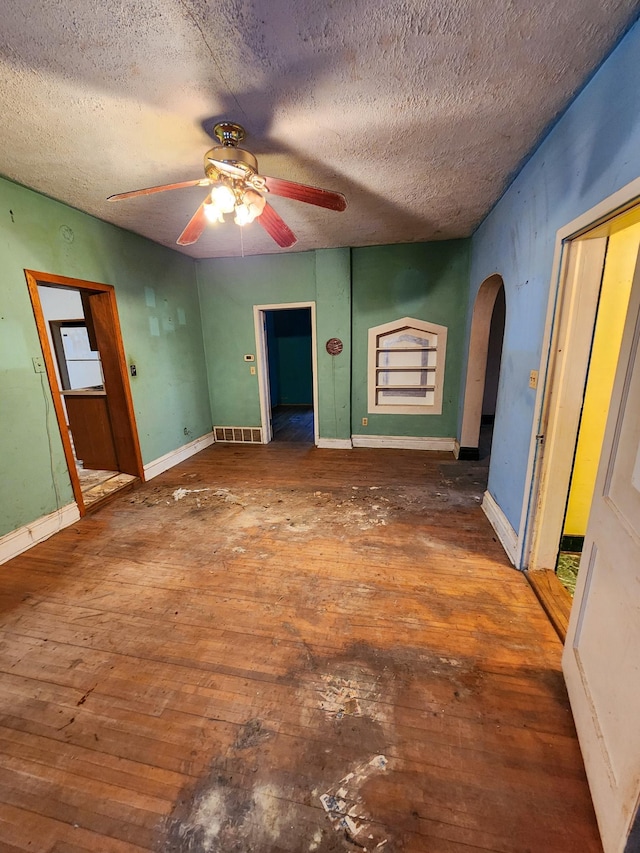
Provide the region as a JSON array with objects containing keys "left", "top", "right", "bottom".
[{"left": 107, "top": 122, "right": 347, "bottom": 249}]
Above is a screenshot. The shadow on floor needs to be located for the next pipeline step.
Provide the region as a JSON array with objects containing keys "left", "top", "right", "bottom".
[{"left": 271, "top": 405, "right": 314, "bottom": 443}]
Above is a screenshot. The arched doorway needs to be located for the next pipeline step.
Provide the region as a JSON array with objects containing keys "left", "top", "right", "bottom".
[{"left": 458, "top": 275, "right": 506, "bottom": 460}]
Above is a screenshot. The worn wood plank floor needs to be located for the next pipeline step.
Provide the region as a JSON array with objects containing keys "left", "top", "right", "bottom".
[
  {"left": 271, "top": 405, "right": 314, "bottom": 443},
  {"left": 0, "top": 444, "right": 601, "bottom": 853}
]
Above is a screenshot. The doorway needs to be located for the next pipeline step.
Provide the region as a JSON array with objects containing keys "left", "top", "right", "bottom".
[
  {"left": 26, "top": 270, "right": 144, "bottom": 513},
  {"left": 557, "top": 209, "right": 639, "bottom": 594},
  {"left": 527, "top": 203, "right": 640, "bottom": 585},
  {"left": 254, "top": 302, "right": 319, "bottom": 445},
  {"left": 459, "top": 275, "right": 506, "bottom": 461}
]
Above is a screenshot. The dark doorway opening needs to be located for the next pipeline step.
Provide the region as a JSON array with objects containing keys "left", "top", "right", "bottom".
[
  {"left": 264, "top": 308, "right": 314, "bottom": 443},
  {"left": 479, "top": 284, "right": 506, "bottom": 460}
]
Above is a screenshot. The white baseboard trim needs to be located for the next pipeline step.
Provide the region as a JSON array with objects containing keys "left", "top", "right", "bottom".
[
  {"left": 143, "top": 431, "right": 215, "bottom": 481},
  {"left": 453, "top": 439, "right": 461, "bottom": 459},
  {"left": 316, "top": 438, "right": 353, "bottom": 449},
  {"left": 352, "top": 435, "right": 456, "bottom": 452},
  {"left": 482, "top": 490, "right": 518, "bottom": 566},
  {"left": 0, "top": 503, "right": 80, "bottom": 565}
]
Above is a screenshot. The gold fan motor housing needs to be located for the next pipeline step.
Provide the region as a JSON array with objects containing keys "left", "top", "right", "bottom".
[
  {"left": 204, "top": 122, "right": 258, "bottom": 180},
  {"left": 204, "top": 145, "right": 258, "bottom": 180}
]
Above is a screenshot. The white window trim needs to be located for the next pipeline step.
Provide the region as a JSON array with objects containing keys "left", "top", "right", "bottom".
[{"left": 367, "top": 316, "right": 447, "bottom": 415}]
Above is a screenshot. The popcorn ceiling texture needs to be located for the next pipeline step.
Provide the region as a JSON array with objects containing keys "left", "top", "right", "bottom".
[{"left": 0, "top": 0, "right": 638, "bottom": 258}]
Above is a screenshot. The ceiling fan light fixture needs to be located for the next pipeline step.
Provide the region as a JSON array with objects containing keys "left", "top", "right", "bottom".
[
  {"left": 234, "top": 203, "right": 253, "bottom": 226},
  {"left": 244, "top": 189, "right": 266, "bottom": 217},
  {"left": 210, "top": 183, "right": 236, "bottom": 214},
  {"left": 108, "top": 122, "right": 345, "bottom": 248},
  {"left": 203, "top": 199, "right": 224, "bottom": 223},
  {"left": 234, "top": 190, "right": 267, "bottom": 226}
]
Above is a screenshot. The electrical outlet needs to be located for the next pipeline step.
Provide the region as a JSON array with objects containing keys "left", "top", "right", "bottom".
[
  {"left": 32, "top": 356, "right": 45, "bottom": 374},
  {"left": 362, "top": 417, "right": 368, "bottom": 426},
  {"left": 250, "top": 366, "right": 256, "bottom": 375},
  {"left": 529, "top": 370, "right": 538, "bottom": 389}
]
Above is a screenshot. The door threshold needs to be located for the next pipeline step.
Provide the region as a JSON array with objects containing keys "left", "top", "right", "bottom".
[
  {"left": 83, "top": 474, "right": 139, "bottom": 514},
  {"left": 525, "top": 568, "right": 572, "bottom": 642}
]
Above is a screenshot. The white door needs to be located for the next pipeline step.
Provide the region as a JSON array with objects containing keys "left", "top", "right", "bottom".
[{"left": 563, "top": 250, "right": 640, "bottom": 853}]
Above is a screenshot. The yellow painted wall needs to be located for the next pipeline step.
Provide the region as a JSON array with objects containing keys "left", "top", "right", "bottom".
[{"left": 564, "top": 209, "right": 640, "bottom": 536}]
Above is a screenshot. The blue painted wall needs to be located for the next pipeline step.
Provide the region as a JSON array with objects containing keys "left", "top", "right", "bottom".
[{"left": 469, "top": 19, "right": 640, "bottom": 533}]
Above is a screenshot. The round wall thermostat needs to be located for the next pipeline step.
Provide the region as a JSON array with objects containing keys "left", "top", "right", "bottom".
[{"left": 326, "top": 338, "right": 343, "bottom": 355}]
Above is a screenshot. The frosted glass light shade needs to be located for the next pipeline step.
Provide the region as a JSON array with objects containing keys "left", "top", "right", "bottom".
[{"left": 210, "top": 184, "right": 236, "bottom": 213}]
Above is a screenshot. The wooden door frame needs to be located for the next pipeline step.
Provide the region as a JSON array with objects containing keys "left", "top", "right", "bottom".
[
  {"left": 253, "top": 302, "right": 319, "bottom": 445},
  {"left": 25, "top": 270, "right": 144, "bottom": 515},
  {"left": 518, "top": 177, "right": 640, "bottom": 569}
]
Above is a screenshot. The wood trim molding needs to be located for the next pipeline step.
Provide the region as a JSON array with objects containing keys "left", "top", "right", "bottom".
[
  {"left": 88, "top": 290, "right": 144, "bottom": 478},
  {"left": 24, "top": 270, "right": 145, "bottom": 517},
  {"left": 525, "top": 569, "right": 572, "bottom": 642},
  {"left": 144, "top": 431, "right": 215, "bottom": 480},
  {"left": 0, "top": 504, "right": 80, "bottom": 565},
  {"left": 352, "top": 435, "right": 455, "bottom": 451},
  {"left": 482, "top": 489, "right": 518, "bottom": 565},
  {"left": 25, "top": 271, "right": 86, "bottom": 514},
  {"left": 316, "top": 438, "right": 353, "bottom": 449},
  {"left": 26, "top": 270, "right": 113, "bottom": 291}
]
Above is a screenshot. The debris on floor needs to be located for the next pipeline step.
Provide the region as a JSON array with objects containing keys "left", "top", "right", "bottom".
[{"left": 320, "top": 755, "right": 389, "bottom": 850}]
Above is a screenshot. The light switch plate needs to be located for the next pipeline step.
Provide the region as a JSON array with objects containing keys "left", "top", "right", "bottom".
[
  {"left": 529, "top": 370, "right": 538, "bottom": 389},
  {"left": 32, "top": 356, "right": 45, "bottom": 373}
]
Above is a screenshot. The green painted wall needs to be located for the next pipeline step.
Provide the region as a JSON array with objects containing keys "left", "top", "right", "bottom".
[
  {"left": 196, "top": 248, "right": 352, "bottom": 441},
  {"left": 0, "top": 176, "right": 210, "bottom": 538},
  {"left": 2, "top": 173, "right": 470, "bottom": 544},
  {"left": 315, "top": 249, "right": 351, "bottom": 440},
  {"left": 351, "top": 240, "right": 470, "bottom": 438}
]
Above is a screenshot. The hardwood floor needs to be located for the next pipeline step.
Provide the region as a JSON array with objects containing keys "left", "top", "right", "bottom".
[
  {"left": 271, "top": 405, "right": 314, "bottom": 443},
  {"left": 0, "top": 444, "right": 601, "bottom": 852}
]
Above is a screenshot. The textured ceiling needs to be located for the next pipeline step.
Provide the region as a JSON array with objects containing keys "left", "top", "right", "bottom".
[{"left": 1, "top": 0, "right": 639, "bottom": 258}]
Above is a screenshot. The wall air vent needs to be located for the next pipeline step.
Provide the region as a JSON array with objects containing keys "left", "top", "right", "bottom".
[{"left": 214, "top": 426, "right": 263, "bottom": 444}]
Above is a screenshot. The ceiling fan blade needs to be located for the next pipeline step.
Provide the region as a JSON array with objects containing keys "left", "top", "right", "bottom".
[
  {"left": 257, "top": 202, "right": 297, "bottom": 248},
  {"left": 177, "top": 200, "right": 208, "bottom": 246},
  {"left": 108, "top": 179, "right": 209, "bottom": 202},
  {"left": 262, "top": 176, "right": 347, "bottom": 211}
]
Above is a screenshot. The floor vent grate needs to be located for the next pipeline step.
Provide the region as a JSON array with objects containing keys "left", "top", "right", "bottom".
[{"left": 214, "top": 426, "right": 263, "bottom": 444}]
